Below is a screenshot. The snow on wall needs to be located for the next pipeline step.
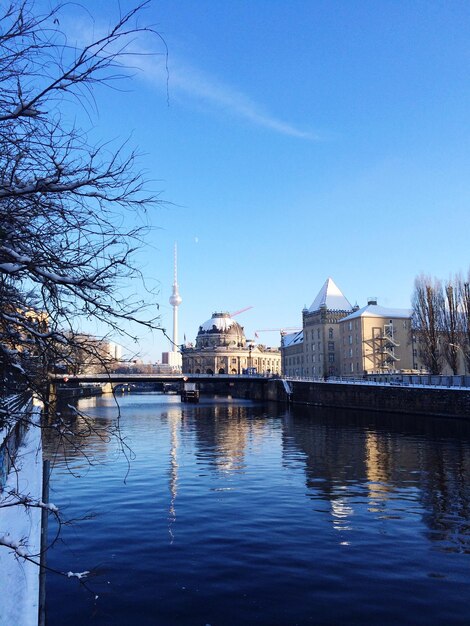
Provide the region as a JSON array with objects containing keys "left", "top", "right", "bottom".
[{"left": 0, "top": 407, "right": 42, "bottom": 626}]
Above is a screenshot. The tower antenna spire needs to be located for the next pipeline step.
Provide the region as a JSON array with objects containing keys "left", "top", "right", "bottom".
[
  {"left": 174, "top": 241, "right": 178, "bottom": 283},
  {"left": 169, "top": 242, "right": 182, "bottom": 352}
]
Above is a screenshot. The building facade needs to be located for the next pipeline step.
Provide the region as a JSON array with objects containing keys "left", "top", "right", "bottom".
[
  {"left": 282, "top": 278, "right": 354, "bottom": 377},
  {"left": 339, "top": 300, "right": 414, "bottom": 376},
  {"left": 181, "top": 312, "right": 281, "bottom": 376},
  {"left": 281, "top": 330, "right": 304, "bottom": 377}
]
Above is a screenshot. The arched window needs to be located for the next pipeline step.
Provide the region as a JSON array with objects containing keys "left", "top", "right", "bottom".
[
  {"left": 206, "top": 368, "right": 214, "bottom": 375},
  {"left": 218, "top": 368, "right": 225, "bottom": 374},
  {"left": 195, "top": 368, "right": 201, "bottom": 374}
]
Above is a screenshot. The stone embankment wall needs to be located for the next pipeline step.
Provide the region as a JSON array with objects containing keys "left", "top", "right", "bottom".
[
  {"left": 264, "top": 380, "right": 470, "bottom": 419},
  {"left": 196, "top": 377, "right": 470, "bottom": 419},
  {"left": 56, "top": 384, "right": 104, "bottom": 399}
]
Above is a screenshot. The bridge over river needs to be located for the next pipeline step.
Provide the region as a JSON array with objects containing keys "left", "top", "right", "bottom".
[
  {"left": 51, "top": 372, "right": 267, "bottom": 385},
  {"left": 50, "top": 373, "right": 470, "bottom": 419}
]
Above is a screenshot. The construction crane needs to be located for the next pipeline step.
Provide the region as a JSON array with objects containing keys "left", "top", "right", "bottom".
[
  {"left": 230, "top": 306, "right": 253, "bottom": 317},
  {"left": 254, "top": 327, "right": 301, "bottom": 337}
]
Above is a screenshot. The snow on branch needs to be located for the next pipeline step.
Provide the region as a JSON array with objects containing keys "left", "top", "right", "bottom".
[{"left": 0, "top": 0, "right": 165, "bottom": 399}]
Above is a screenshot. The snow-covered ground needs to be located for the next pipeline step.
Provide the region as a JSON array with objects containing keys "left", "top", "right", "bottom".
[{"left": 0, "top": 406, "right": 42, "bottom": 626}]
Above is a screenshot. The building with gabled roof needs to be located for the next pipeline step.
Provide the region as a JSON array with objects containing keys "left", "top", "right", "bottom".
[{"left": 339, "top": 299, "right": 414, "bottom": 376}]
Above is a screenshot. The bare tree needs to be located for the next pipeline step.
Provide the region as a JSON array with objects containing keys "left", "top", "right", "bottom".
[
  {"left": 411, "top": 275, "right": 444, "bottom": 375},
  {"left": 0, "top": 0, "right": 163, "bottom": 398},
  {"left": 458, "top": 274, "right": 470, "bottom": 373},
  {"left": 442, "top": 279, "right": 461, "bottom": 375},
  {"left": 0, "top": 0, "right": 165, "bottom": 578}
]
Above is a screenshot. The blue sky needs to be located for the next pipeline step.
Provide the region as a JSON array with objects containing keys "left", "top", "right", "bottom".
[{"left": 58, "top": 0, "right": 470, "bottom": 360}]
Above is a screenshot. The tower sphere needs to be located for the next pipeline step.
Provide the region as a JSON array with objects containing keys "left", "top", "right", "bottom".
[{"left": 169, "top": 293, "right": 182, "bottom": 307}]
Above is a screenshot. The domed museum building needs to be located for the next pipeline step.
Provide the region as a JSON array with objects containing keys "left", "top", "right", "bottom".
[{"left": 181, "top": 312, "right": 281, "bottom": 376}]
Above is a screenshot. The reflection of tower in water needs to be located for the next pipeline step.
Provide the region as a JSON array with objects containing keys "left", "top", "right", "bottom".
[
  {"left": 167, "top": 408, "right": 180, "bottom": 543},
  {"left": 330, "top": 491, "right": 354, "bottom": 536}
]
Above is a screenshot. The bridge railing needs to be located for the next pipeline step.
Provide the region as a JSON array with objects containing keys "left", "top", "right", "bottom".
[{"left": 284, "top": 374, "right": 470, "bottom": 390}]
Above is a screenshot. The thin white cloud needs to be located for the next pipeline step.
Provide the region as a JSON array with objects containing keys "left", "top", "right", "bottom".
[
  {"left": 136, "top": 55, "right": 317, "bottom": 140},
  {"left": 63, "top": 14, "right": 316, "bottom": 140}
]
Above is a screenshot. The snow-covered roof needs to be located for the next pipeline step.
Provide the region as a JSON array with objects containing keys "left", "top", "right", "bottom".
[
  {"left": 342, "top": 303, "right": 412, "bottom": 321},
  {"left": 199, "top": 312, "right": 240, "bottom": 333},
  {"left": 282, "top": 330, "right": 303, "bottom": 347},
  {"left": 308, "top": 278, "right": 352, "bottom": 312}
]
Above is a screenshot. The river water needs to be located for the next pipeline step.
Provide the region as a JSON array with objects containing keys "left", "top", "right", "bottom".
[{"left": 43, "top": 393, "right": 470, "bottom": 625}]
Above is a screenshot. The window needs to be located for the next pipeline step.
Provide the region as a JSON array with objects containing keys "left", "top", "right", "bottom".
[
  {"left": 349, "top": 335, "right": 353, "bottom": 345},
  {"left": 328, "top": 341, "right": 334, "bottom": 351},
  {"left": 348, "top": 321, "right": 352, "bottom": 331},
  {"left": 328, "top": 328, "right": 334, "bottom": 339},
  {"left": 328, "top": 354, "right": 335, "bottom": 363},
  {"left": 349, "top": 348, "right": 353, "bottom": 358}
]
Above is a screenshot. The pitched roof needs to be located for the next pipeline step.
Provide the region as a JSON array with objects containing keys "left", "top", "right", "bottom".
[
  {"left": 342, "top": 303, "right": 412, "bottom": 321},
  {"left": 308, "top": 277, "right": 352, "bottom": 313},
  {"left": 282, "top": 330, "right": 303, "bottom": 347}
]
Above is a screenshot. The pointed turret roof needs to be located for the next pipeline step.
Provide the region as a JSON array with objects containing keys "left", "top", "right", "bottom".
[{"left": 308, "top": 277, "right": 352, "bottom": 313}]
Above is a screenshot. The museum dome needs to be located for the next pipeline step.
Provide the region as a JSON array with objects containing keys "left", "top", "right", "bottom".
[{"left": 196, "top": 312, "right": 246, "bottom": 348}]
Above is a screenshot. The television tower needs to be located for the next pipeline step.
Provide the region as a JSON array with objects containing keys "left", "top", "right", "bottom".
[{"left": 169, "top": 243, "right": 182, "bottom": 351}]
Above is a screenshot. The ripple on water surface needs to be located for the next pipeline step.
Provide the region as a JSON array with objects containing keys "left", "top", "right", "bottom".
[{"left": 44, "top": 394, "right": 470, "bottom": 625}]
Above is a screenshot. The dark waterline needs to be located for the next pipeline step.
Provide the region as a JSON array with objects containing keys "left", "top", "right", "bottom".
[{"left": 44, "top": 394, "right": 470, "bottom": 625}]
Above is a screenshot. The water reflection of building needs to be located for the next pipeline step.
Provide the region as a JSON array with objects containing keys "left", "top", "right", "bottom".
[
  {"left": 282, "top": 406, "right": 470, "bottom": 551},
  {"left": 191, "top": 403, "right": 269, "bottom": 474},
  {"left": 364, "top": 432, "right": 393, "bottom": 511}
]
